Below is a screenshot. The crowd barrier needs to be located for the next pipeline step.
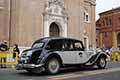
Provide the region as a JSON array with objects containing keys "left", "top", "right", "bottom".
[
  {"left": 111, "top": 52, "right": 120, "bottom": 62},
  {"left": 0, "top": 47, "right": 30, "bottom": 68},
  {"left": 0, "top": 51, "right": 19, "bottom": 65}
]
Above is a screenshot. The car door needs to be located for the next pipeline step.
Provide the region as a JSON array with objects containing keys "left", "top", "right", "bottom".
[
  {"left": 58, "top": 39, "right": 77, "bottom": 64},
  {"left": 72, "top": 41, "right": 89, "bottom": 64}
]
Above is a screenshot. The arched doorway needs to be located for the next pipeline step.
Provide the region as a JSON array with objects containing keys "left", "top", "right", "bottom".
[
  {"left": 49, "top": 22, "right": 60, "bottom": 37},
  {"left": 117, "top": 33, "right": 120, "bottom": 48}
]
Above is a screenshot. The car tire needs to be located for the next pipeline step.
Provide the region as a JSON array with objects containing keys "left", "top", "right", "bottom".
[
  {"left": 97, "top": 57, "right": 106, "bottom": 69},
  {"left": 45, "top": 58, "right": 60, "bottom": 74}
]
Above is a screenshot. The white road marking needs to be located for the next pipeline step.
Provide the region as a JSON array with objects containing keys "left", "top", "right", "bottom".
[{"left": 48, "top": 67, "right": 120, "bottom": 80}]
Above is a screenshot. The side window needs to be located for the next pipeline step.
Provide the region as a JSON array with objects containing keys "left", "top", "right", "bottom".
[
  {"left": 62, "top": 40, "right": 74, "bottom": 51},
  {"left": 73, "top": 41, "right": 83, "bottom": 51},
  {"left": 46, "top": 40, "right": 62, "bottom": 51}
]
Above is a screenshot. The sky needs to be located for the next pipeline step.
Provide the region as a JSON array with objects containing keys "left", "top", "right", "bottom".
[{"left": 96, "top": 0, "right": 120, "bottom": 20}]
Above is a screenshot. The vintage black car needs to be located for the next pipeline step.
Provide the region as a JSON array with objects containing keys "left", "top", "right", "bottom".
[{"left": 16, "top": 37, "right": 107, "bottom": 74}]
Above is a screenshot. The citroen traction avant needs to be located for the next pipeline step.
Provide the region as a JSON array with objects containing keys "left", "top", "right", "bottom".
[{"left": 16, "top": 37, "right": 107, "bottom": 74}]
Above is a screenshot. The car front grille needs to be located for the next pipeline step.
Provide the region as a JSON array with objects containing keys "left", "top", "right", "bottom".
[{"left": 29, "top": 50, "right": 42, "bottom": 64}]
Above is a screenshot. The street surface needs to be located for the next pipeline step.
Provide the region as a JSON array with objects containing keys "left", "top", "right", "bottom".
[{"left": 0, "top": 62, "right": 120, "bottom": 80}]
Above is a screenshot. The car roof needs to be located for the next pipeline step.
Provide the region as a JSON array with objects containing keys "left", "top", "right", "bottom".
[{"left": 37, "top": 37, "right": 82, "bottom": 42}]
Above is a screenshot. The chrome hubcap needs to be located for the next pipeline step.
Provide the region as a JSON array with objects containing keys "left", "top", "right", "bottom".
[
  {"left": 48, "top": 59, "right": 59, "bottom": 73},
  {"left": 100, "top": 58, "right": 105, "bottom": 67}
]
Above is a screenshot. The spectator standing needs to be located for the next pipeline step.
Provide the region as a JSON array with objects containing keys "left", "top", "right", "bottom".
[
  {"left": 0, "top": 41, "right": 8, "bottom": 51},
  {"left": 13, "top": 44, "right": 20, "bottom": 60},
  {"left": 0, "top": 41, "right": 8, "bottom": 68},
  {"left": 110, "top": 47, "right": 114, "bottom": 53}
]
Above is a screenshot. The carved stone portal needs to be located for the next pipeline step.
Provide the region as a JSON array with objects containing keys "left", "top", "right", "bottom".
[{"left": 43, "top": 0, "right": 68, "bottom": 37}]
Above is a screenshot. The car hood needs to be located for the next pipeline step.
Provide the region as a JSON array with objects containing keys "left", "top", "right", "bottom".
[
  {"left": 23, "top": 48, "right": 42, "bottom": 53},
  {"left": 21, "top": 48, "right": 42, "bottom": 57}
]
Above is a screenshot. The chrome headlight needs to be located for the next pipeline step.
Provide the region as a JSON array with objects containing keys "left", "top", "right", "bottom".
[
  {"left": 26, "top": 51, "right": 32, "bottom": 56},
  {"left": 20, "top": 51, "right": 32, "bottom": 61}
]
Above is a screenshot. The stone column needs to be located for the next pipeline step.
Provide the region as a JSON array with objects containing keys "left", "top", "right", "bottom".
[{"left": 112, "top": 31, "right": 117, "bottom": 48}]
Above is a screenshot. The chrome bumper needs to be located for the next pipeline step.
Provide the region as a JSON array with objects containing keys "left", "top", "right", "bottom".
[{"left": 16, "top": 64, "right": 44, "bottom": 69}]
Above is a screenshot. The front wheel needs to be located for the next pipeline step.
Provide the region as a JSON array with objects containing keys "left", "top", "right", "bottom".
[
  {"left": 97, "top": 57, "right": 107, "bottom": 69},
  {"left": 45, "top": 58, "right": 60, "bottom": 74}
]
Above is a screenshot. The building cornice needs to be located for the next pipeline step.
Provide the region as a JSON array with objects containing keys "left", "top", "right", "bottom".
[
  {"left": 99, "top": 7, "right": 120, "bottom": 16},
  {"left": 43, "top": 12, "right": 68, "bottom": 18}
]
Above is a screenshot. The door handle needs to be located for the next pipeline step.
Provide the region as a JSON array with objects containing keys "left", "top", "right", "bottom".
[
  {"left": 79, "top": 52, "right": 83, "bottom": 57},
  {"left": 79, "top": 52, "right": 82, "bottom": 55}
]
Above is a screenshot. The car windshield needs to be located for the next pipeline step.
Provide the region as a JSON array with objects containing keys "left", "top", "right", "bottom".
[{"left": 32, "top": 42, "right": 44, "bottom": 48}]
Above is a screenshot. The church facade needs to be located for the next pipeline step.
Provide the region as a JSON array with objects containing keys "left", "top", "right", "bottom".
[{"left": 0, "top": 0, "right": 96, "bottom": 49}]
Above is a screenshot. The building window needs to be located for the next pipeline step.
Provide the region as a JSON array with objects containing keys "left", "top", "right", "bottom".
[
  {"left": 84, "top": 8, "right": 90, "bottom": 22},
  {"left": 118, "top": 17, "right": 120, "bottom": 23},
  {"left": 104, "top": 32, "right": 108, "bottom": 37},
  {"left": 105, "top": 18, "right": 109, "bottom": 26},
  {"left": 109, "top": 19, "right": 112, "bottom": 25},
  {"left": 86, "top": 14, "right": 89, "bottom": 22},
  {"left": 103, "top": 20, "right": 105, "bottom": 26},
  {"left": 96, "top": 29, "right": 99, "bottom": 37},
  {"left": 104, "top": 18, "right": 111, "bottom": 26}
]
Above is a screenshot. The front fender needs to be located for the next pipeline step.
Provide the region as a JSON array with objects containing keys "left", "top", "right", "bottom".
[
  {"left": 40, "top": 52, "right": 53, "bottom": 64},
  {"left": 40, "top": 52, "right": 63, "bottom": 66}
]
